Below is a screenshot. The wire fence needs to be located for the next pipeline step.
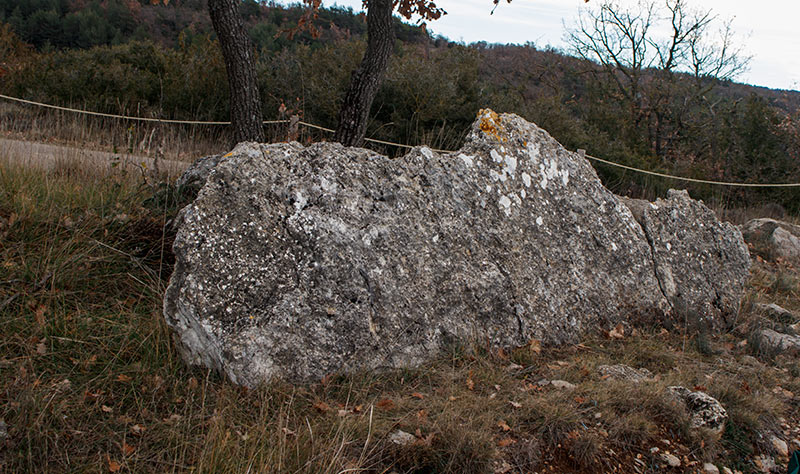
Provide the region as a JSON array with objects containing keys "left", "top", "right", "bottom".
[{"left": 2, "top": 93, "right": 799, "bottom": 188}]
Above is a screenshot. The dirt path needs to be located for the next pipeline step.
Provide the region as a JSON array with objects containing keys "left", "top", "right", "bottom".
[{"left": 0, "top": 137, "right": 190, "bottom": 178}]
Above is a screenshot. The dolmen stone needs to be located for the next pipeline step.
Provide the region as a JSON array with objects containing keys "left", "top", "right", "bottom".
[
  {"left": 164, "top": 109, "right": 750, "bottom": 387},
  {"left": 627, "top": 191, "right": 751, "bottom": 330}
]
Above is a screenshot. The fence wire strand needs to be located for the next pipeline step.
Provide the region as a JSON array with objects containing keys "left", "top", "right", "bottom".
[{"left": 2, "top": 93, "right": 799, "bottom": 188}]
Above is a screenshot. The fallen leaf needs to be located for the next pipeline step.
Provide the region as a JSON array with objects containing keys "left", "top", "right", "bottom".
[
  {"left": 693, "top": 385, "right": 707, "bottom": 392},
  {"left": 337, "top": 409, "right": 349, "bottom": 417},
  {"left": 313, "top": 401, "right": 331, "bottom": 413},
  {"left": 466, "top": 378, "right": 475, "bottom": 391},
  {"left": 574, "top": 396, "right": 587, "bottom": 404},
  {"left": 411, "top": 392, "right": 424, "bottom": 400},
  {"left": 608, "top": 323, "right": 624, "bottom": 339},
  {"left": 529, "top": 339, "right": 542, "bottom": 354},
  {"left": 130, "top": 424, "right": 146, "bottom": 435},
  {"left": 101, "top": 405, "right": 113, "bottom": 413},
  {"left": 187, "top": 377, "right": 198, "bottom": 390},
  {"left": 497, "top": 437, "right": 517, "bottom": 447},
  {"left": 107, "top": 455, "right": 122, "bottom": 472},
  {"left": 34, "top": 305, "right": 47, "bottom": 328},
  {"left": 740, "top": 381, "right": 751, "bottom": 394},
  {"left": 509, "top": 401, "right": 522, "bottom": 409},
  {"left": 163, "top": 414, "right": 182, "bottom": 423},
  {"left": 84, "top": 390, "right": 102, "bottom": 401},
  {"left": 376, "top": 398, "right": 395, "bottom": 410},
  {"left": 320, "top": 373, "right": 334, "bottom": 386},
  {"left": 497, "top": 420, "right": 511, "bottom": 432},
  {"left": 121, "top": 442, "right": 135, "bottom": 456},
  {"left": 116, "top": 374, "right": 132, "bottom": 383},
  {"left": 282, "top": 427, "right": 296, "bottom": 436},
  {"left": 417, "top": 409, "right": 428, "bottom": 421},
  {"left": 496, "top": 347, "right": 508, "bottom": 359},
  {"left": 36, "top": 341, "right": 47, "bottom": 355}
]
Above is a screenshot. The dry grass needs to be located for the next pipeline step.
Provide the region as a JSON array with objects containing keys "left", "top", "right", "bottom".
[{"left": 1, "top": 154, "right": 799, "bottom": 473}]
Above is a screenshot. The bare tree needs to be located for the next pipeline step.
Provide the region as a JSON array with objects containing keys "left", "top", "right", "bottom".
[{"left": 566, "top": 0, "right": 749, "bottom": 158}]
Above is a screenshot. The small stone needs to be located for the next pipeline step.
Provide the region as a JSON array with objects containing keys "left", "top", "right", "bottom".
[
  {"left": 598, "top": 364, "right": 653, "bottom": 382},
  {"left": 661, "top": 452, "right": 681, "bottom": 467},
  {"left": 703, "top": 463, "right": 720, "bottom": 474},
  {"left": 770, "top": 436, "right": 788, "bottom": 458},
  {"left": 753, "top": 303, "right": 798, "bottom": 323},
  {"left": 756, "top": 329, "right": 800, "bottom": 354},
  {"left": 666, "top": 386, "right": 727, "bottom": 436},
  {"left": 721, "top": 468, "right": 734, "bottom": 474},
  {"left": 0, "top": 420, "right": 7, "bottom": 441},
  {"left": 754, "top": 455, "right": 779, "bottom": 473},
  {"left": 388, "top": 430, "right": 416, "bottom": 446},
  {"left": 650, "top": 447, "right": 660, "bottom": 453},
  {"left": 549, "top": 380, "right": 576, "bottom": 390},
  {"left": 740, "top": 355, "right": 761, "bottom": 366},
  {"left": 792, "top": 438, "right": 800, "bottom": 449}
]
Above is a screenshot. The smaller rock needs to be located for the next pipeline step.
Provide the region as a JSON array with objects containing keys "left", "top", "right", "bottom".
[
  {"left": 388, "top": 430, "right": 416, "bottom": 446},
  {"left": 720, "top": 468, "right": 734, "bottom": 474},
  {"left": 754, "top": 303, "right": 798, "bottom": 323},
  {"left": 666, "top": 386, "right": 727, "bottom": 436},
  {"left": 740, "top": 218, "right": 800, "bottom": 262},
  {"left": 703, "top": 463, "right": 720, "bottom": 474},
  {"left": 740, "top": 355, "right": 762, "bottom": 366},
  {"left": 0, "top": 419, "right": 7, "bottom": 442},
  {"left": 756, "top": 329, "right": 800, "bottom": 354},
  {"left": 549, "top": 380, "right": 576, "bottom": 390},
  {"left": 661, "top": 452, "right": 681, "bottom": 467},
  {"left": 753, "top": 455, "right": 779, "bottom": 473},
  {"left": 598, "top": 364, "right": 653, "bottom": 382},
  {"left": 792, "top": 438, "right": 800, "bottom": 449},
  {"left": 770, "top": 435, "right": 788, "bottom": 458}
]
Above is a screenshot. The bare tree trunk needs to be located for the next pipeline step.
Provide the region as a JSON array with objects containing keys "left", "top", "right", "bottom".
[
  {"left": 334, "top": 0, "right": 395, "bottom": 147},
  {"left": 208, "top": 0, "right": 264, "bottom": 145}
]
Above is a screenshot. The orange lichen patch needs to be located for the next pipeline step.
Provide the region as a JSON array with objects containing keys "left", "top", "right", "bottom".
[{"left": 478, "top": 109, "right": 507, "bottom": 142}]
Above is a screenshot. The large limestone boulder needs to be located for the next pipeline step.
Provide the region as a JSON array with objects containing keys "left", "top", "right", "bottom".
[
  {"left": 163, "top": 110, "right": 747, "bottom": 386},
  {"left": 740, "top": 218, "right": 800, "bottom": 263}
]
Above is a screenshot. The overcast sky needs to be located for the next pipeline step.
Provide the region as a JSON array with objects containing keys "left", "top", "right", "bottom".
[{"left": 319, "top": 0, "right": 799, "bottom": 92}]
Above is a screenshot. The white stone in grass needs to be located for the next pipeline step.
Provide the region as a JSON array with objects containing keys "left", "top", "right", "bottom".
[
  {"left": 660, "top": 452, "right": 681, "bottom": 467},
  {"left": 389, "top": 430, "right": 416, "bottom": 446},
  {"left": 703, "top": 463, "right": 720, "bottom": 474},
  {"left": 770, "top": 435, "right": 788, "bottom": 458},
  {"left": 549, "top": 380, "right": 576, "bottom": 390}
]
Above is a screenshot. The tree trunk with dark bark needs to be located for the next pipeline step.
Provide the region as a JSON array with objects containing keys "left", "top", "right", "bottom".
[
  {"left": 208, "top": 0, "right": 264, "bottom": 145},
  {"left": 334, "top": 0, "right": 395, "bottom": 147}
]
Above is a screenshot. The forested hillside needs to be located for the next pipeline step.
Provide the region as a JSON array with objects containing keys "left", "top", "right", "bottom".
[{"left": 1, "top": 0, "right": 799, "bottom": 211}]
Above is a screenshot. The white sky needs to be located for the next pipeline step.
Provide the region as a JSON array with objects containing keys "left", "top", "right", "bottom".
[{"left": 321, "top": 0, "right": 800, "bottom": 91}]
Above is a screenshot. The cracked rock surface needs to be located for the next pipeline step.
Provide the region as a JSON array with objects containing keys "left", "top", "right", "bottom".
[
  {"left": 634, "top": 190, "right": 751, "bottom": 330},
  {"left": 164, "top": 110, "right": 748, "bottom": 386}
]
